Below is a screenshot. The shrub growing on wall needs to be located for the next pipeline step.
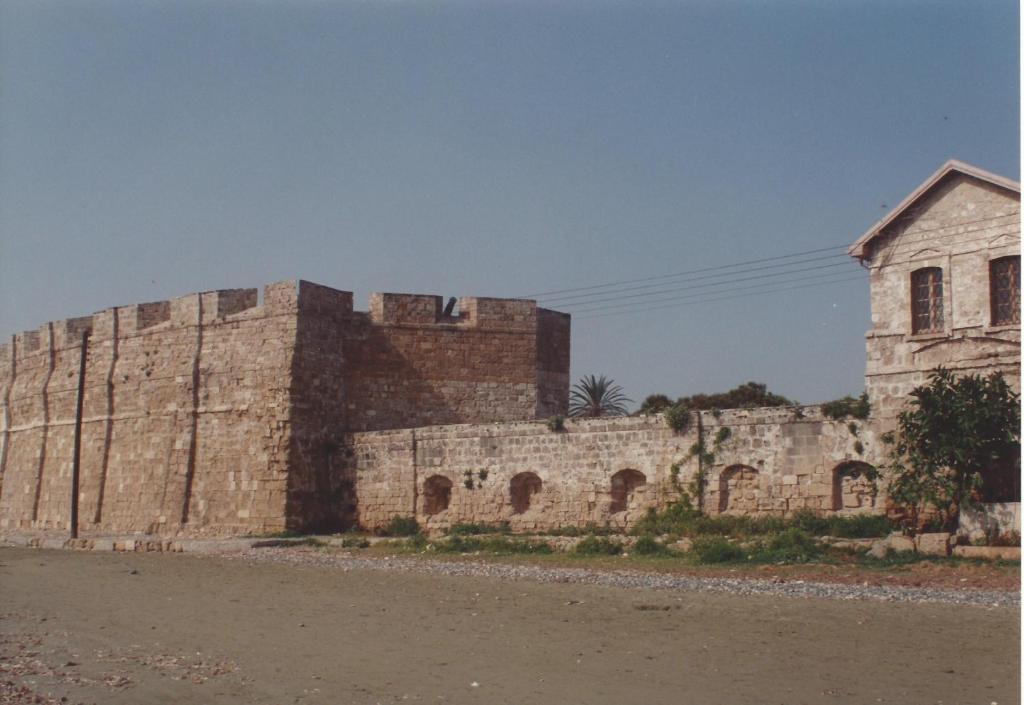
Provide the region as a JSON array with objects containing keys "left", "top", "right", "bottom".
[
  {"left": 820, "top": 392, "right": 871, "bottom": 420},
  {"left": 676, "top": 381, "right": 792, "bottom": 410},
  {"left": 641, "top": 382, "right": 794, "bottom": 413},
  {"left": 664, "top": 403, "right": 691, "bottom": 433}
]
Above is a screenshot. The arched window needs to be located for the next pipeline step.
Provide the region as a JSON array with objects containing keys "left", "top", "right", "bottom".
[
  {"left": 610, "top": 469, "right": 646, "bottom": 513},
  {"left": 911, "top": 267, "right": 944, "bottom": 333},
  {"left": 831, "top": 461, "right": 876, "bottom": 512},
  {"left": 990, "top": 256, "right": 1020, "bottom": 326},
  {"left": 423, "top": 475, "right": 453, "bottom": 515},
  {"left": 509, "top": 472, "right": 543, "bottom": 514},
  {"left": 718, "top": 465, "right": 759, "bottom": 513}
]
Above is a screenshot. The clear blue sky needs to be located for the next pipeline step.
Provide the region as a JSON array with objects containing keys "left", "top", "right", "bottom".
[{"left": 1, "top": 0, "right": 1018, "bottom": 407}]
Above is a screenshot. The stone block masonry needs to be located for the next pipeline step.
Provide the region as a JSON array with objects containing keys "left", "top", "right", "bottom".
[
  {"left": 0, "top": 281, "right": 571, "bottom": 537},
  {"left": 856, "top": 169, "right": 1020, "bottom": 420},
  {"left": 0, "top": 273, "right": 882, "bottom": 538},
  {"left": 4, "top": 159, "right": 1015, "bottom": 541},
  {"left": 343, "top": 407, "right": 886, "bottom": 533},
  {"left": 0, "top": 284, "right": 299, "bottom": 537}
]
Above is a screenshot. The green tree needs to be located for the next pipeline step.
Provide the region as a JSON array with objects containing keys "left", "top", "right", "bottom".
[
  {"left": 639, "top": 382, "right": 792, "bottom": 414},
  {"left": 883, "top": 369, "right": 1020, "bottom": 531},
  {"left": 569, "top": 375, "right": 632, "bottom": 418},
  {"left": 638, "top": 393, "right": 673, "bottom": 415},
  {"left": 678, "top": 381, "right": 792, "bottom": 410}
]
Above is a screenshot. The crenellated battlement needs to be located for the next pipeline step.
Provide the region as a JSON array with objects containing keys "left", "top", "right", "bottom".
[
  {"left": 4, "top": 282, "right": 295, "bottom": 352},
  {"left": 369, "top": 292, "right": 447, "bottom": 325},
  {"left": 4, "top": 281, "right": 558, "bottom": 353},
  {"left": 0, "top": 278, "right": 571, "bottom": 538},
  {"left": 295, "top": 280, "right": 353, "bottom": 317},
  {"left": 135, "top": 301, "right": 171, "bottom": 330},
  {"left": 365, "top": 291, "right": 546, "bottom": 329},
  {"left": 14, "top": 329, "right": 41, "bottom": 355}
]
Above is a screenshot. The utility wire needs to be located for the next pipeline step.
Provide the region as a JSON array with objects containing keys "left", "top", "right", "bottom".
[
  {"left": 512, "top": 210, "right": 1017, "bottom": 322},
  {"left": 545, "top": 225, "right": 1016, "bottom": 313},
  {"left": 545, "top": 258, "right": 853, "bottom": 309},
  {"left": 519, "top": 211, "right": 1018, "bottom": 302},
  {"left": 567, "top": 269, "right": 864, "bottom": 315},
  {"left": 517, "top": 244, "right": 848, "bottom": 299},
  {"left": 574, "top": 274, "right": 866, "bottom": 320},
  {"left": 539, "top": 252, "right": 848, "bottom": 306},
  {"left": 565, "top": 217, "right": 1017, "bottom": 320}
]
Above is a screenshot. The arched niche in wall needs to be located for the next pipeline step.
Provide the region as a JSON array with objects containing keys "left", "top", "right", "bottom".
[
  {"left": 509, "top": 472, "right": 543, "bottom": 514},
  {"left": 718, "top": 464, "right": 760, "bottom": 513},
  {"left": 610, "top": 469, "right": 646, "bottom": 514},
  {"left": 423, "top": 475, "right": 453, "bottom": 515},
  {"left": 831, "top": 461, "right": 877, "bottom": 512}
]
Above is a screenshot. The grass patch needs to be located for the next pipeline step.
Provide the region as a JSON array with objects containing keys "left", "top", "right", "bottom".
[
  {"left": 436, "top": 536, "right": 553, "bottom": 555},
  {"left": 256, "top": 529, "right": 304, "bottom": 539},
  {"left": 632, "top": 535, "right": 672, "bottom": 556},
  {"left": 690, "top": 536, "right": 746, "bottom": 563},
  {"left": 634, "top": 504, "right": 788, "bottom": 538},
  {"left": 251, "top": 535, "right": 326, "bottom": 548},
  {"left": 544, "top": 523, "right": 616, "bottom": 537},
  {"left": 750, "top": 528, "right": 824, "bottom": 563},
  {"left": 855, "top": 550, "right": 935, "bottom": 568},
  {"left": 689, "top": 529, "right": 825, "bottom": 565},
  {"left": 407, "top": 533, "right": 429, "bottom": 550},
  {"left": 573, "top": 536, "right": 623, "bottom": 556},
  {"left": 634, "top": 504, "right": 892, "bottom": 540},
  {"left": 340, "top": 536, "right": 371, "bottom": 549},
  {"left": 447, "top": 521, "right": 511, "bottom": 536},
  {"left": 376, "top": 516, "right": 421, "bottom": 537},
  {"left": 789, "top": 511, "right": 890, "bottom": 539}
]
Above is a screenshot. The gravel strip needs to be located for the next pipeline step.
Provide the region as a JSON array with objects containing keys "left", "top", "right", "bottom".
[{"left": 226, "top": 547, "right": 1020, "bottom": 608}]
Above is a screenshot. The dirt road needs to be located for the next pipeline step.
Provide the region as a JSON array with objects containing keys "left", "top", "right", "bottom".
[{"left": 1, "top": 547, "right": 1019, "bottom": 705}]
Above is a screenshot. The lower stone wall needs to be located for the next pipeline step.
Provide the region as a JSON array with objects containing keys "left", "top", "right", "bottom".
[
  {"left": 341, "top": 407, "right": 888, "bottom": 533},
  {"left": 958, "top": 502, "right": 1022, "bottom": 542}
]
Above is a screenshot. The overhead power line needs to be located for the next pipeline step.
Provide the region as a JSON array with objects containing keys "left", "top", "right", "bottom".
[
  {"left": 512, "top": 209, "right": 1018, "bottom": 323},
  {"left": 548, "top": 259, "right": 854, "bottom": 310},
  {"left": 567, "top": 269, "right": 864, "bottom": 315},
  {"left": 555, "top": 227, "right": 1015, "bottom": 313},
  {"left": 517, "top": 244, "right": 849, "bottom": 299},
  {"left": 539, "top": 251, "right": 849, "bottom": 306},
  {"left": 519, "top": 211, "right": 1018, "bottom": 303},
  {"left": 541, "top": 225, "right": 1016, "bottom": 315},
  {"left": 574, "top": 274, "right": 866, "bottom": 320}
]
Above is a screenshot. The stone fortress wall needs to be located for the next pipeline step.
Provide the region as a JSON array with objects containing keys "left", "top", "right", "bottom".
[
  {"left": 0, "top": 281, "right": 570, "bottom": 537},
  {"left": 344, "top": 408, "right": 884, "bottom": 533},
  {"left": 0, "top": 283, "right": 298, "bottom": 538},
  {"left": 0, "top": 159, "right": 1018, "bottom": 540}
]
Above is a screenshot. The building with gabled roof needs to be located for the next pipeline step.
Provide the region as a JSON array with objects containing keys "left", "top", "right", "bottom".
[{"left": 848, "top": 159, "right": 1020, "bottom": 419}]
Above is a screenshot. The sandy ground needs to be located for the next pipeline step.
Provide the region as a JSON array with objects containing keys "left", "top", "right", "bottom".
[{"left": 0, "top": 547, "right": 1019, "bottom": 705}]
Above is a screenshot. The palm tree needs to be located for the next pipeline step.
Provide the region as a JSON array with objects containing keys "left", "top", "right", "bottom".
[{"left": 568, "top": 374, "right": 632, "bottom": 418}]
